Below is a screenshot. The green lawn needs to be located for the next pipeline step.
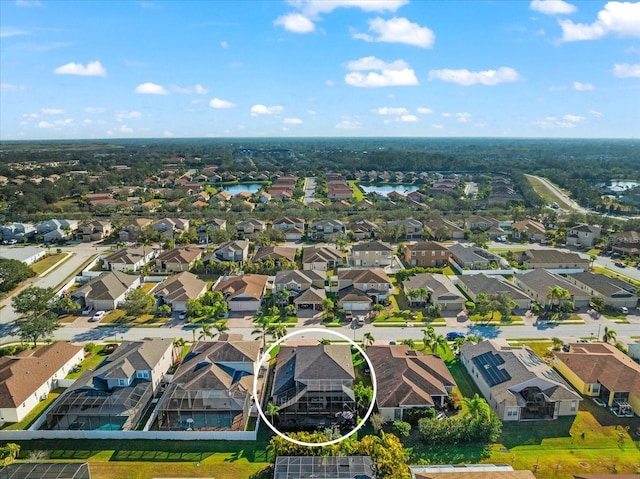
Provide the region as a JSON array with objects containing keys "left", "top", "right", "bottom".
[
  {"left": 65, "top": 346, "right": 108, "bottom": 380},
  {"left": 348, "top": 180, "right": 365, "bottom": 201},
  {"left": 525, "top": 175, "right": 574, "bottom": 210},
  {"left": 31, "top": 253, "right": 68, "bottom": 275},
  {"left": 1, "top": 388, "right": 65, "bottom": 430}
]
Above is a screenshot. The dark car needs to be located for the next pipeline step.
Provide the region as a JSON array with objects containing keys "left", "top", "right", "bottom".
[
  {"left": 614, "top": 262, "right": 626, "bottom": 268},
  {"left": 446, "top": 331, "right": 466, "bottom": 340}
]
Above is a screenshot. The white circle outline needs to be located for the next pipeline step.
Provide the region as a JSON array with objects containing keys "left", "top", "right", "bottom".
[{"left": 252, "top": 327, "right": 378, "bottom": 447}]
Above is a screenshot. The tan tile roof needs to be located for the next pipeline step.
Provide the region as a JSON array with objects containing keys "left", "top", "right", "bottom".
[
  {"left": 0, "top": 342, "right": 83, "bottom": 408},
  {"left": 215, "top": 274, "right": 268, "bottom": 301},
  {"left": 155, "top": 246, "right": 202, "bottom": 264}
]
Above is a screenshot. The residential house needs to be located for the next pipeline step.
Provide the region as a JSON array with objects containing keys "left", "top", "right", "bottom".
[
  {"left": 567, "top": 224, "right": 601, "bottom": 248},
  {"left": 308, "top": 219, "right": 346, "bottom": 241},
  {"left": 214, "top": 274, "right": 269, "bottom": 312},
  {"left": 197, "top": 219, "right": 227, "bottom": 244},
  {"left": 71, "top": 271, "right": 141, "bottom": 310},
  {"left": 367, "top": 345, "right": 456, "bottom": 422},
  {"left": 153, "top": 218, "right": 190, "bottom": 238},
  {"left": 44, "top": 339, "right": 173, "bottom": 431},
  {"left": 510, "top": 219, "right": 546, "bottom": 242},
  {"left": 103, "top": 245, "right": 157, "bottom": 272},
  {"left": 236, "top": 219, "right": 266, "bottom": 237},
  {"left": 403, "top": 273, "right": 466, "bottom": 311},
  {"left": 458, "top": 274, "right": 532, "bottom": 309},
  {"left": 0, "top": 246, "right": 46, "bottom": 266},
  {"left": 37, "top": 219, "right": 79, "bottom": 243},
  {"left": 513, "top": 269, "right": 591, "bottom": 309},
  {"left": 271, "top": 345, "right": 356, "bottom": 428},
  {"left": 272, "top": 217, "right": 306, "bottom": 241},
  {"left": 326, "top": 177, "right": 353, "bottom": 200},
  {"left": 463, "top": 215, "right": 499, "bottom": 232},
  {"left": 157, "top": 339, "right": 263, "bottom": 431},
  {"left": 79, "top": 220, "right": 113, "bottom": 242},
  {"left": 423, "top": 219, "right": 465, "bottom": 240},
  {"left": 387, "top": 219, "right": 424, "bottom": 240},
  {"left": 154, "top": 271, "right": 208, "bottom": 312},
  {"left": 348, "top": 220, "right": 379, "bottom": 241},
  {"left": 404, "top": 241, "right": 451, "bottom": 268},
  {"left": 273, "top": 456, "right": 376, "bottom": 479},
  {"left": 253, "top": 245, "right": 297, "bottom": 265},
  {"left": 302, "top": 246, "right": 343, "bottom": 271},
  {"left": 460, "top": 340, "right": 581, "bottom": 421},
  {"left": 155, "top": 246, "right": 203, "bottom": 273},
  {"left": 0, "top": 342, "right": 84, "bottom": 423},
  {"left": 274, "top": 270, "right": 325, "bottom": 293},
  {"left": 564, "top": 272, "right": 638, "bottom": 310},
  {"left": 350, "top": 241, "right": 394, "bottom": 268},
  {"left": 118, "top": 218, "right": 153, "bottom": 242},
  {"left": 519, "top": 249, "right": 590, "bottom": 271},
  {"left": 554, "top": 342, "right": 639, "bottom": 417},
  {"left": 207, "top": 240, "right": 250, "bottom": 264},
  {"left": 337, "top": 268, "right": 393, "bottom": 312},
  {"left": 0, "top": 222, "right": 36, "bottom": 242},
  {"left": 448, "top": 244, "right": 503, "bottom": 270},
  {"left": 608, "top": 230, "right": 640, "bottom": 256}
]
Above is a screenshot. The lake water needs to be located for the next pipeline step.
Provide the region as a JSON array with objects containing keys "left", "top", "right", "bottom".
[
  {"left": 221, "top": 183, "right": 263, "bottom": 195},
  {"left": 360, "top": 185, "right": 420, "bottom": 197}
]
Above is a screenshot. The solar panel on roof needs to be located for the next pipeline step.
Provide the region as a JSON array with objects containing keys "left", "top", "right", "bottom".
[{"left": 472, "top": 351, "right": 511, "bottom": 387}]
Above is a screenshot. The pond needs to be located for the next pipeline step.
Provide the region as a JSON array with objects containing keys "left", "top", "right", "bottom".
[
  {"left": 221, "top": 183, "right": 263, "bottom": 195},
  {"left": 359, "top": 184, "right": 420, "bottom": 197},
  {"left": 597, "top": 180, "right": 639, "bottom": 192}
]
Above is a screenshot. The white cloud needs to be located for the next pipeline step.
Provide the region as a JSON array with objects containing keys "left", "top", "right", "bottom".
[
  {"left": 221, "top": 41, "right": 228, "bottom": 49},
  {"left": 134, "top": 82, "right": 169, "bottom": 95},
  {"left": 371, "top": 107, "right": 409, "bottom": 115},
  {"left": 84, "top": 107, "right": 106, "bottom": 113},
  {"left": 162, "top": 130, "right": 174, "bottom": 137},
  {"left": 335, "top": 119, "right": 361, "bottom": 130},
  {"left": 396, "top": 114, "right": 418, "bottom": 122},
  {"left": 345, "top": 56, "right": 418, "bottom": 88},
  {"left": 416, "top": 107, "right": 434, "bottom": 114},
  {"left": 0, "top": 27, "right": 30, "bottom": 38},
  {"left": 535, "top": 114, "right": 585, "bottom": 128},
  {"left": 38, "top": 121, "right": 53, "bottom": 129},
  {"left": 250, "top": 104, "right": 283, "bottom": 115},
  {"left": 38, "top": 118, "right": 74, "bottom": 129},
  {"left": 274, "top": 13, "right": 315, "bottom": 33},
  {"left": 559, "top": 1, "right": 640, "bottom": 42},
  {"left": 353, "top": 17, "right": 435, "bottom": 49},
  {"left": 54, "top": 60, "right": 107, "bottom": 77},
  {"left": 428, "top": 66, "right": 521, "bottom": 86},
  {"left": 573, "top": 81, "right": 594, "bottom": 90},
  {"left": 116, "top": 110, "right": 143, "bottom": 121},
  {"left": 284, "top": 118, "right": 303, "bottom": 124},
  {"left": 1, "top": 83, "right": 27, "bottom": 92},
  {"left": 529, "top": 0, "right": 577, "bottom": 15},
  {"left": 23, "top": 113, "right": 39, "bottom": 119},
  {"left": 613, "top": 63, "right": 640, "bottom": 77},
  {"left": 41, "top": 108, "right": 65, "bottom": 115},
  {"left": 171, "top": 84, "right": 209, "bottom": 94},
  {"left": 564, "top": 114, "right": 585, "bottom": 122},
  {"left": 456, "top": 112, "right": 472, "bottom": 123},
  {"left": 209, "top": 98, "right": 237, "bottom": 109},
  {"left": 589, "top": 110, "right": 603, "bottom": 117}
]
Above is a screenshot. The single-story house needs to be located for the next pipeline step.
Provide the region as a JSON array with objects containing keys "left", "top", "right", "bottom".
[
  {"left": 519, "top": 250, "right": 590, "bottom": 271},
  {"left": 155, "top": 246, "right": 203, "bottom": 273},
  {"left": 367, "top": 345, "right": 456, "bottom": 422},
  {"left": 293, "top": 286, "right": 327, "bottom": 311},
  {"left": 44, "top": 339, "right": 173, "bottom": 431},
  {"left": 153, "top": 271, "right": 208, "bottom": 312},
  {"left": 0, "top": 342, "right": 84, "bottom": 423},
  {"left": 348, "top": 220, "right": 379, "bottom": 241},
  {"left": 564, "top": 272, "right": 639, "bottom": 310},
  {"left": 448, "top": 244, "right": 503, "bottom": 270},
  {"left": 0, "top": 246, "right": 46, "bottom": 266},
  {"left": 236, "top": 219, "right": 267, "bottom": 236},
  {"left": 253, "top": 245, "right": 297, "bottom": 265},
  {"left": 71, "top": 271, "right": 141, "bottom": 310},
  {"left": 387, "top": 219, "right": 423, "bottom": 240},
  {"left": 554, "top": 342, "right": 639, "bottom": 417},
  {"left": 103, "top": 245, "right": 157, "bottom": 272},
  {"left": 460, "top": 340, "right": 581, "bottom": 421},
  {"left": 214, "top": 274, "right": 269, "bottom": 312},
  {"left": 403, "top": 273, "right": 466, "bottom": 310},
  {"left": 457, "top": 274, "right": 532, "bottom": 309},
  {"left": 423, "top": 219, "right": 465, "bottom": 241},
  {"left": 513, "top": 269, "right": 591, "bottom": 309},
  {"left": 302, "top": 246, "right": 342, "bottom": 271}
]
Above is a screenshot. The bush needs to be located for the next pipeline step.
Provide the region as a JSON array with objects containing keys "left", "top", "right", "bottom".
[
  {"left": 465, "top": 301, "right": 475, "bottom": 312},
  {"left": 83, "top": 343, "right": 96, "bottom": 353},
  {"left": 0, "top": 344, "right": 31, "bottom": 357},
  {"left": 417, "top": 413, "right": 502, "bottom": 444},
  {"left": 403, "top": 407, "right": 435, "bottom": 425},
  {"left": 393, "top": 421, "right": 411, "bottom": 437}
]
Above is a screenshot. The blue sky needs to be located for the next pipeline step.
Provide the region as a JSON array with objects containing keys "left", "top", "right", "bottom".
[{"left": 1, "top": 0, "right": 639, "bottom": 140}]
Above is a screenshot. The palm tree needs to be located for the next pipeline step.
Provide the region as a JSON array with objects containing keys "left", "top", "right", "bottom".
[
  {"left": 462, "top": 393, "right": 491, "bottom": 421},
  {"left": 318, "top": 338, "right": 331, "bottom": 345},
  {"left": 363, "top": 332, "right": 375, "bottom": 349},
  {"left": 198, "top": 320, "right": 214, "bottom": 340},
  {"left": 266, "top": 402, "right": 279, "bottom": 425},
  {"left": 252, "top": 312, "right": 271, "bottom": 349},
  {"left": 429, "top": 334, "right": 448, "bottom": 355},
  {"left": 172, "top": 337, "right": 186, "bottom": 358},
  {"left": 422, "top": 327, "right": 436, "bottom": 351},
  {"left": 551, "top": 337, "right": 564, "bottom": 350},
  {"left": 602, "top": 326, "right": 617, "bottom": 344},
  {"left": 268, "top": 323, "right": 288, "bottom": 341},
  {"left": 401, "top": 338, "right": 415, "bottom": 349},
  {"left": 213, "top": 322, "right": 229, "bottom": 339}
]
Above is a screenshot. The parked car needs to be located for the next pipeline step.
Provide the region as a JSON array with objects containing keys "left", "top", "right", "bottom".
[
  {"left": 90, "top": 310, "right": 106, "bottom": 322},
  {"left": 178, "top": 311, "right": 188, "bottom": 320},
  {"left": 576, "top": 339, "right": 591, "bottom": 343},
  {"left": 446, "top": 331, "right": 466, "bottom": 340},
  {"left": 620, "top": 307, "right": 629, "bottom": 314},
  {"left": 81, "top": 305, "right": 93, "bottom": 315},
  {"left": 614, "top": 262, "right": 626, "bottom": 268},
  {"left": 356, "top": 315, "right": 366, "bottom": 326}
]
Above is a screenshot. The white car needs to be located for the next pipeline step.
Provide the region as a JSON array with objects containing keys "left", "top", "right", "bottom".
[
  {"left": 90, "top": 311, "right": 106, "bottom": 322},
  {"left": 620, "top": 307, "right": 629, "bottom": 314}
]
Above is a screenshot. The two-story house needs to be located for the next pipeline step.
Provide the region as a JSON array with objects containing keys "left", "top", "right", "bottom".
[
  {"left": 236, "top": 219, "right": 267, "bottom": 237},
  {"left": 153, "top": 271, "right": 208, "bottom": 312},
  {"left": 272, "top": 217, "right": 306, "bottom": 241},
  {"left": 387, "top": 219, "right": 424, "bottom": 240},
  {"left": 44, "top": 339, "right": 173, "bottom": 431},
  {"left": 337, "top": 268, "right": 393, "bottom": 312},
  {"left": 79, "top": 220, "right": 113, "bottom": 242},
  {"left": 566, "top": 224, "right": 601, "bottom": 248},
  {"left": 207, "top": 240, "right": 250, "bottom": 264},
  {"left": 271, "top": 344, "right": 356, "bottom": 429},
  {"left": 302, "top": 246, "right": 343, "bottom": 271},
  {"left": 404, "top": 241, "right": 450, "bottom": 268},
  {"left": 118, "top": 218, "right": 153, "bottom": 242},
  {"left": 308, "top": 219, "right": 346, "bottom": 241},
  {"left": 348, "top": 220, "right": 379, "bottom": 241},
  {"left": 197, "top": 219, "right": 227, "bottom": 244},
  {"left": 153, "top": 218, "right": 190, "bottom": 238},
  {"left": 214, "top": 274, "right": 269, "bottom": 312},
  {"left": 350, "top": 241, "right": 394, "bottom": 268}
]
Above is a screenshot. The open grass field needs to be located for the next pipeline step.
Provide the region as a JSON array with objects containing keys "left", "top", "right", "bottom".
[
  {"left": 525, "top": 175, "right": 574, "bottom": 210},
  {"left": 1, "top": 388, "right": 65, "bottom": 431},
  {"left": 348, "top": 180, "right": 365, "bottom": 201},
  {"left": 31, "top": 253, "right": 69, "bottom": 275}
]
